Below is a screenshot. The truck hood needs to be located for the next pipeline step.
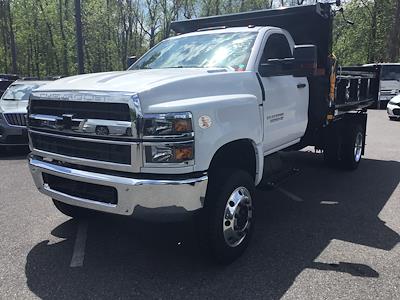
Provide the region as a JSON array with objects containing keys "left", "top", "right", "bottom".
[
  {"left": 33, "top": 69, "right": 262, "bottom": 113},
  {"left": 36, "top": 69, "right": 228, "bottom": 93},
  {"left": 0, "top": 100, "right": 28, "bottom": 114}
]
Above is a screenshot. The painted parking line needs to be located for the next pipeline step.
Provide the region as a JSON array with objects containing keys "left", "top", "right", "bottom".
[
  {"left": 70, "top": 220, "right": 89, "bottom": 268},
  {"left": 276, "top": 187, "right": 304, "bottom": 202}
]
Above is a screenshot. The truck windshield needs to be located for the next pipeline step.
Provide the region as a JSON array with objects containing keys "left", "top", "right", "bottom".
[
  {"left": 1, "top": 83, "right": 43, "bottom": 101},
  {"left": 381, "top": 65, "right": 400, "bottom": 81},
  {"left": 130, "top": 32, "right": 258, "bottom": 71}
]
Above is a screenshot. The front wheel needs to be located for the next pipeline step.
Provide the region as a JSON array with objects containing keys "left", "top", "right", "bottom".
[{"left": 196, "top": 169, "right": 255, "bottom": 264}]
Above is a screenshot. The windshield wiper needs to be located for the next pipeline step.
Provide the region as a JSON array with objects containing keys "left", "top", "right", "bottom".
[
  {"left": 2, "top": 98, "right": 16, "bottom": 101},
  {"left": 167, "top": 65, "right": 203, "bottom": 69}
]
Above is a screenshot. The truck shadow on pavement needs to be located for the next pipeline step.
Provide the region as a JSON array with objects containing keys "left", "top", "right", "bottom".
[
  {"left": 0, "top": 146, "right": 29, "bottom": 160},
  {"left": 25, "top": 152, "right": 400, "bottom": 299}
]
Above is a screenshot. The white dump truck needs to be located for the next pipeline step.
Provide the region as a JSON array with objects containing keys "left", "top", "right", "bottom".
[{"left": 27, "top": 3, "right": 379, "bottom": 263}]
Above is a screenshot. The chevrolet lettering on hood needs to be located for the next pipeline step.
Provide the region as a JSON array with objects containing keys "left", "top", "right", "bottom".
[{"left": 30, "top": 91, "right": 135, "bottom": 103}]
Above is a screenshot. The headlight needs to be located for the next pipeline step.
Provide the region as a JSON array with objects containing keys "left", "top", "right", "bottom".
[
  {"left": 143, "top": 112, "right": 192, "bottom": 136},
  {"left": 142, "top": 112, "right": 194, "bottom": 165},
  {"left": 145, "top": 142, "right": 194, "bottom": 163}
]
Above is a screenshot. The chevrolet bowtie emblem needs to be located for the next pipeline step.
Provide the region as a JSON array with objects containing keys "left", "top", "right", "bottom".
[{"left": 61, "top": 114, "right": 74, "bottom": 130}]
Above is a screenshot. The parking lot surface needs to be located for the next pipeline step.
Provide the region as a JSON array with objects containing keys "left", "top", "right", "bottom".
[{"left": 0, "top": 110, "right": 399, "bottom": 299}]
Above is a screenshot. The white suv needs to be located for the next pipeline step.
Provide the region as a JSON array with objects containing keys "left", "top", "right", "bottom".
[{"left": 387, "top": 95, "right": 400, "bottom": 120}]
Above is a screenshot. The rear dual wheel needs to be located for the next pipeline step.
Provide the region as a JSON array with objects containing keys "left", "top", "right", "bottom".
[
  {"left": 341, "top": 125, "right": 363, "bottom": 170},
  {"left": 324, "top": 124, "right": 364, "bottom": 170}
]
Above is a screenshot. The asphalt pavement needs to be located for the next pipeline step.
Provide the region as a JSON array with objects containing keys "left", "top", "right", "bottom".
[{"left": 0, "top": 110, "right": 399, "bottom": 299}]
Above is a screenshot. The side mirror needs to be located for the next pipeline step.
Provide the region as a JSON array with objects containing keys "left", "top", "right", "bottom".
[
  {"left": 259, "top": 61, "right": 279, "bottom": 77},
  {"left": 127, "top": 55, "right": 137, "bottom": 68},
  {"left": 259, "top": 58, "right": 295, "bottom": 77},
  {"left": 293, "top": 45, "right": 317, "bottom": 77}
]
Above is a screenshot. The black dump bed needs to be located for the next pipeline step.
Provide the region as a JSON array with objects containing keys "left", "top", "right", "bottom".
[{"left": 336, "top": 65, "right": 380, "bottom": 110}]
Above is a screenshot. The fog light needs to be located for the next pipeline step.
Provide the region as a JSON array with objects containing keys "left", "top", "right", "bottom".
[{"left": 145, "top": 143, "right": 194, "bottom": 163}]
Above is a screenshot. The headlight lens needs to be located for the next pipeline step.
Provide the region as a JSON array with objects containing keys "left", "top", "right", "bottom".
[
  {"left": 143, "top": 112, "right": 192, "bottom": 136},
  {"left": 142, "top": 112, "right": 194, "bottom": 165},
  {"left": 145, "top": 142, "right": 194, "bottom": 163}
]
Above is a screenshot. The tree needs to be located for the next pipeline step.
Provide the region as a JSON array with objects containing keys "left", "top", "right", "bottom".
[
  {"left": 0, "top": 0, "right": 398, "bottom": 76},
  {"left": 389, "top": 0, "right": 400, "bottom": 61},
  {"left": 3, "top": 0, "right": 18, "bottom": 73},
  {"left": 333, "top": 0, "right": 399, "bottom": 65},
  {"left": 74, "top": 0, "right": 84, "bottom": 74},
  {"left": 59, "top": 0, "right": 70, "bottom": 75}
]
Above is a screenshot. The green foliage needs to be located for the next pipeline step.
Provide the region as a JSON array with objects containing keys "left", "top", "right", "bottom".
[
  {"left": 0, "top": 0, "right": 398, "bottom": 77},
  {"left": 333, "top": 0, "right": 400, "bottom": 65}
]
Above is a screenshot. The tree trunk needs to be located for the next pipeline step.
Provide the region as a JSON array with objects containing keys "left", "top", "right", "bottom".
[
  {"left": 0, "top": 1, "right": 9, "bottom": 73},
  {"left": 106, "top": 0, "right": 111, "bottom": 70},
  {"left": 389, "top": 0, "right": 400, "bottom": 61},
  {"left": 38, "top": 0, "right": 60, "bottom": 75},
  {"left": 74, "top": 0, "right": 85, "bottom": 74},
  {"left": 368, "top": 1, "right": 378, "bottom": 62},
  {"left": 27, "top": 38, "right": 32, "bottom": 76},
  {"left": 59, "top": 0, "right": 69, "bottom": 75},
  {"left": 6, "top": 0, "right": 17, "bottom": 74},
  {"left": 33, "top": 15, "right": 40, "bottom": 77}
]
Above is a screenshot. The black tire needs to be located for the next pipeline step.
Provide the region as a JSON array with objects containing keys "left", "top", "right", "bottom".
[
  {"left": 52, "top": 199, "right": 91, "bottom": 218},
  {"left": 339, "top": 124, "right": 364, "bottom": 170},
  {"left": 196, "top": 169, "right": 255, "bottom": 264}
]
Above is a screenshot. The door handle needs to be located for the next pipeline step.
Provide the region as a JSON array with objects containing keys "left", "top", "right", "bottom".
[{"left": 297, "top": 83, "right": 306, "bottom": 89}]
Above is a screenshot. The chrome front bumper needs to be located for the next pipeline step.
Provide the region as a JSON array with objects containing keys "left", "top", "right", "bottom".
[{"left": 29, "top": 157, "right": 208, "bottom": 219}]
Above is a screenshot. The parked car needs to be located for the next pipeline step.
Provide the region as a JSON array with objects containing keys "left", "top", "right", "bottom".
[
  {"left": 387, "top": 94, "right": 400, "bottom": 120},
  {"left": 0, "top": 74, "right": 19, "bottom": 97},
  {"left": 0, "top": 79, "right": 51, "bottom": 147},
  {"left": 361, "top": 63, "right": 400, "bottom": 109}
]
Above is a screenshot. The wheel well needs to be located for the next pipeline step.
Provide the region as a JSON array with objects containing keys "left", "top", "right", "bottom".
[{"left": 209, "top": 139, "right": 257, "bottom": 179}]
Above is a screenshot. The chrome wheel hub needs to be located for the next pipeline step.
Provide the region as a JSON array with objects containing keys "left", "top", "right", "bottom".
[
  {"left": 223, "top": 187, "right": 253, "bottom": 247},
  {"left": 354, "top": 132, "right": 363, "bottom": 162}
]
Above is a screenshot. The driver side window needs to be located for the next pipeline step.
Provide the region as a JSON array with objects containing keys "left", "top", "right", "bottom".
[{"left": 260, "top": 33, "right": 292, "bottom": 64}]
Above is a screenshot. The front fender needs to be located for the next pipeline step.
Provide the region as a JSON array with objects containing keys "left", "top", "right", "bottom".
[{"left": 149, "top": 94, "right": 263, "bottom": 181}]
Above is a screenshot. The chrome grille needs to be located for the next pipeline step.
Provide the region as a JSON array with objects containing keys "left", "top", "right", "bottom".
[
  {"left": 30, "top": 100, "right": 131, "bottom": 121},
  {"left": 30, "top": 131, "right": 132, "bottom": 164},
  {"left": 4, "top": 113, "right": 27, "bottom": 126},
  {"left": 27, "top": 91, "right": 142, "bottom": 172}
]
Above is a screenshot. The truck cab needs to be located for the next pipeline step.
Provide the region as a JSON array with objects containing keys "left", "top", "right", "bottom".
[{"left": 27, "top": 4, "right": 377, "bottom": 264}]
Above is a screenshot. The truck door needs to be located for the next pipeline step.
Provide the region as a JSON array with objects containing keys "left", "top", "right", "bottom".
[{"left": 258, "top": 32, "right": 309, "bottom": 153}]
